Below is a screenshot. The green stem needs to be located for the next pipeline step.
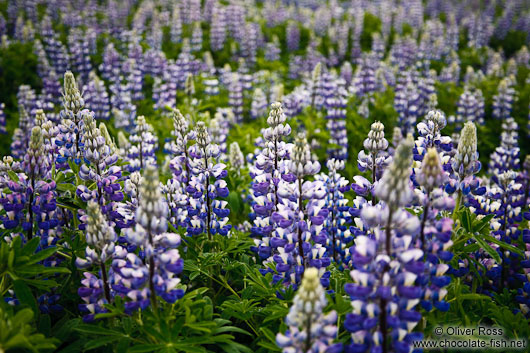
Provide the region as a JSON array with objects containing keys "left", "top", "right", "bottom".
[{"left": 452, "top": 190, "right": 462, "bottom": 223}]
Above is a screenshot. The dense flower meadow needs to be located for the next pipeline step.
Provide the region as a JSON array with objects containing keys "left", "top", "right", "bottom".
[{"left": 1, "top": 0, "right": 530, "bottom": 352}]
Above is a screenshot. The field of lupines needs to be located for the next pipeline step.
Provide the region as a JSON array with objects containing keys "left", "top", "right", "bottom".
[{"left": 1, "top": 0, "right": 530, "bottom": 352}]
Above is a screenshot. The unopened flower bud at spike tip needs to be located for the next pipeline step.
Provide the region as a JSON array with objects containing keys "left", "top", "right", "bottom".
[
  {"left": 85, "top": 201, "right": 116, "bottom": 251},
  {"left": 363, "top": 121, "right": 388, "bottom": 153},
  {"left": 418, "top": 148, "right": 445, "bottom": 191},
  {"left": 452, "top": 121, "right": 480, "bottom": 178},
  {"left": 229, "top": 142, "right": 244, "bottom": 170},
  {"left": 195, "top": 121, "right": 211, "bottom": 148},
  {"left": 374, "top": 137, "right": 414, "bottom": 209},
  {"left": 289, "top": 132, "right": 320, "bottom": 177}
]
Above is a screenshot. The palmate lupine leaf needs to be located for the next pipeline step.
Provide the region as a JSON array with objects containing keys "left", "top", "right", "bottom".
[{"left": 0, "top": 237, "right": 70, "bottom": 294}]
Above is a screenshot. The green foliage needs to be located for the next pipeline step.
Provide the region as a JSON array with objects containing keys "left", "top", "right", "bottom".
[
  {"left": 0, "top": 237, "right": 70, "bottom": 297},
  {"left": 0, "top": 303, "right": 58, "bottom": 353}
]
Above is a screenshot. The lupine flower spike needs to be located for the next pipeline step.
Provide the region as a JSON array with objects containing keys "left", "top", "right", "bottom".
[{"left": 276, "top": 268, "right": 342, "bottom": 353}]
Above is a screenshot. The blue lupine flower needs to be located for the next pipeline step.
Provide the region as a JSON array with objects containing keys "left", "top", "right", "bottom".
[{"left": 316, "top": 159, "right": 352, "bottom": 265}]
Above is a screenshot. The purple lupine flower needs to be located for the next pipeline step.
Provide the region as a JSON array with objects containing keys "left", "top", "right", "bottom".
[
  {"left": 265, "top": 36, "right": 281, "bottom": 62},
  {"left": 439, "top": 53, "right": 460, "bottom": 83},
  {"left": 167, "top": 109, "right": 194, "bottom": 188},
  {"left": 316, "top": 159, "right": 352, "bottom": 265},
  {"left": 415, "top": 149, "right": 453, "bottom": 312},
  {"left": 41, "top": 69, "right": 62, "bottom": 109},
  {"left": 68, "top": 29, "right": 93, "bottom": 82},
  {"left": 344, "top": 235, "right": 423, "bottom": 353},
  {"left": 325, "top": 81, "right": 348, "bottom": 160},
  {"left": 77, "top": 113, "right": 123, "bottom": 207},
  {"left": 251, "top": 88, "right": 268, "bottom": 119},
  {"left": 228, "top": 73, "right": 244, "bottom": 123},
  {"left": 123, "top": 166, "right": 184, "bottom": 309},
  {"left": 492, "top": 77, "right": 516, "bottom": 120},
  {"left": 100, "top": 42, "right": 121, "bottom": 82},
  {"left": 488, "top": 117, "right": 520, "bottom": 177},
  {"left": 127, "top": 116, "right": 158, "bottom": 172},
  {"left": 22, "top": 126, "right": 51, "bottom": 239},
  {"left": 394, "top": 71, "right": 420, "bottom": 135},
  {"left": 449, "top": 86, "right": 481, "bottom": 131},
  {"left": 56, "top": 72, "right": 86, "bottom": 167},
  {"left": 83, "top": 71, "right": 111, "bottom": 121},
  {"left": 152, "top": 77, "right": 176, "bottom": 111},
  {"left": 147, "top": 18, "right": 163, "bottom": 51},
  {"left": 143, "top": 48, "right": 167, "bottom": 77},
  {"left": 190, "top": 22, "right": 203, "bottom": 52},
  {"left": 286, "top": 21, "right": 300, "bottom": 52},
  {"left": 76, "top": 201, "right": 118, "bottom": 313},
  {"left": 414, "top": 110, "right": 452, "bottom": 169},
  {"left": 340, "top": 61, "right": 353, "bottom": 87},
  {"left": 170, "top": 7, "right": 182, "bottom": 43},
  {"left": 122, "top": 59, "right": 144, "bottom": 102},
  {"left": 210, "top": 6, "right": 226, "bottom": 51},
  {"left": 345, "top": 138, "right": 423, "bottom": 353},
  {"left": 263, "top": 133, "right": 329, "bottom": 290},
  {"left": 276, "top": 268, "right": 342, "bottom": 353},
  {"left": 0, "top": 103, "right": 5, "bottom": 134},
  {"left": 488, "top": 172, "right": 524, "bottom": 291},
  {"left": 209, "top": 109, "right": 231, "bottom": 158},
  {"left": 203, "top": 77, "right": 220, "bottom": 96},
  {"left": 249, "top": 102, "right": 292, "bottom": 263},
  {"left": 446, "top": 122, "right": 484, "bottom": 215},
  {"left": 390, "top": 35, "right": 417, "bottom": 68},
  {"left": 111, "top": 83, "right": 137, "bottom": 131},
  {"left": 34, "top": 39, "right": 51, "bottom": 78},
  {"left": 11, "top": 86, "right": 37, "bottom": 159},
  {"left": 186, "top": 122, "right": 231, "bottom": 238},
  {"left": 351, "top": 53, "right": 377, "bottom": 98},
  {"left": 356, "top": 121, "right": 391, "bottom": 200},
  {"left": 44, "top": 33, "right": 70, "bottom": 76}
]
